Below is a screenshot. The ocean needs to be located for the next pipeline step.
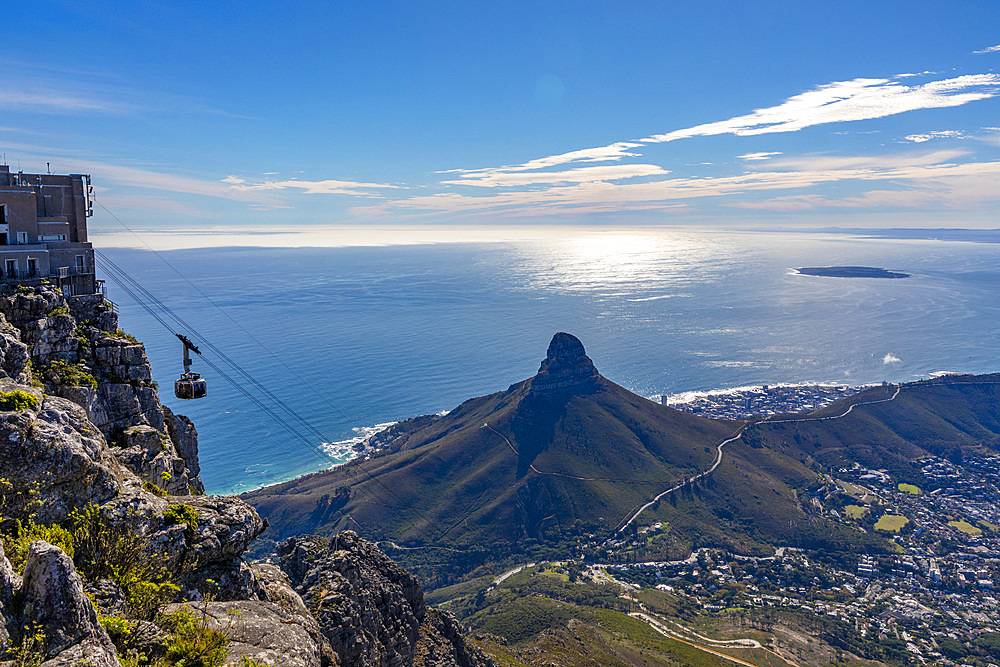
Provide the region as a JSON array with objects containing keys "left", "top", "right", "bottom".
[{"left": 98, "top": 228, "right": 1000, "bottom": 495}]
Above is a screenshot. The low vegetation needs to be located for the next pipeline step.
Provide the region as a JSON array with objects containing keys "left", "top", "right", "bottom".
[
  {"left": 156, "top": 609, "right": 230, "bottom": 667},
  {"left": 949, "top": 519, "right": 982, "bottom": 536},
  {"left": 874, "top": 514, "right": 909, "bottom": 532},
  {"left": 0, "top": 519, "right": 75, "bottom": 570},
  {"left": 163, "top": 504, "right": 199, "bottom": 534},
  {"left": 108, "top": 328, "right": 139, "bottom": 343},
  {"left": 0, "top": 390, "right": 40, "bottom": 411},
  {"left": 45, "top": 304, "right": 70, "bottom": 317},
  {"left": 35, "top": 359, "right": 98, "bottom": 388},
  {"left": 70, "top": 503, "right": 179, "bottom": 620},
  {"left": 844, "top": 504, "right": 868, "bottom": 519}
]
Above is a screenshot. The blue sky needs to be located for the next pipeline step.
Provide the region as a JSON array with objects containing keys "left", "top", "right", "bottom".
[{"left": 3, "top": 1, "right": 1000, "bottom": 241}]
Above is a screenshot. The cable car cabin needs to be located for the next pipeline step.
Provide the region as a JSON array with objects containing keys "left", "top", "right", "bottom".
[
  {"left": 174, "top": 373, "right": 207, "bottom": 400},
  {"left": 174, "top": 334, "right": 206, "bottom": 399}
]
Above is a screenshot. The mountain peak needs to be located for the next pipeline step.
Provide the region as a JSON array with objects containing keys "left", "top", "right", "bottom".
[{"left": 530, "top": 332, "right": 600, "bottom": 395}]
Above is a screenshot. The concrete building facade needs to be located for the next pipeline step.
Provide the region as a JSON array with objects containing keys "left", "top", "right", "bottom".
[{"left": 0, "top": 165, "right": 96, "bottom": 295}]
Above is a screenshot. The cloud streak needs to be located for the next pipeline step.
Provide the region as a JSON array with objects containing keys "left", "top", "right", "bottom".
[
  {"left": 737, "top": 152, "right": 782, "bottom": 161},
  {"left": 372, "top": 149, "right": 1000, "bottom": 218},
  {"left": 441, "top": 163, "right": 668, "bottom": 187},
  {"left": 0, "top": 89, "right": 138, "bottom": 114},
  {"left": 442, "top": 142, "right": 643, "bottom": 177},
  {"left": 904, "top": 130, "right": 965, "bottom": 142},
  {"left": 641, "top": 75, "right": 999, "bottom": 143},
  {"left": 224, "top": 176, "right": 401, "bottom": 196},
  {"left": 427, "top": 72, "right": 1000, "bottom": 201}
]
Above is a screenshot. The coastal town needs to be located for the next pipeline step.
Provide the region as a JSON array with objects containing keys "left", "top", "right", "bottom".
[
  {"left": 661, "top": 383, "right": 867, "bottom": 420},
  {"left": 467, "top": 384, "right": 1000, "bottom": 665},
  {"left": 593, "top": 451, "right": 1000, "bottom": 664}
]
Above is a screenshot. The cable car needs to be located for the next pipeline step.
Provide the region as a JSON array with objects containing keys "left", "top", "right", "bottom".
[{"left": 174, "top": 334, "right": 207, "bottom": 400}]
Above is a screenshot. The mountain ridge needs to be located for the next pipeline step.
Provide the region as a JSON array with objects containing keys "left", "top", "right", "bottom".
[{"left": 247, "top": 333, "right": 938, "bottom": 585}]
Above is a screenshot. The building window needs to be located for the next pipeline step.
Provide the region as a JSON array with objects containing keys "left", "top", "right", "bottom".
[
  {"left": 39, "top": 234, "right": 67, "bottom": 241},
  {"left": 0, "top": 204, "right": 6, "bottom": 223},
  {"left": 4, "top": 259, "right": 16, "bottom": 279},
  {"left": 26, "top": 258, "right": 37, "bottom": 278},
  {"left": 16, "top": 232, "right": 27, "bottom": 245},
  {"left": 75, "top": 255, "right": 85, "bottom": 272}
]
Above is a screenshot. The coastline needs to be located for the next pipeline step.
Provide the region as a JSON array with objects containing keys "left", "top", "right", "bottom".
[{"left": 230, "top": 378, "right": 907, "bottom": 497}]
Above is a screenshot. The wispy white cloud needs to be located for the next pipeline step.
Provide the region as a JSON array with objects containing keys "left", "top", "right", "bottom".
[
  {"left": 0, "top": 64, "right": 243, "bottom": 117},
  {"left": 0, "top": 89, "right": 138, "bottom": 113},
  {"left": 973, "top": 44, "right": 1000, "bottom": 55},
  {"left": 904, "top": 130, "right": 965, "bottom": 142},
  {"left": 737, "top": 152, "right": 782, "bottom": 161},
  {"left": 642, "top": 74, "right": 999, "bottom": 143},
  {"left": 441, "top": 163, "right": 668, "bottom": 187},
  {"left": 441, "top": 142, "right": 643, "bottom": 177},
  {"left": 224, "top": 176, "right": 402, "bottom": 196},
  {"left": 883, "top": 353, "right": 901, "bottom": 365},
  {"left": 373, "top": 149, "right": 1000, "bottom": 218},
  {"left": 764, "top": 149, "right": 968, "bottom": 171},
  {"left": 433, "top": 72, "right": 999, "bottom": 202}
]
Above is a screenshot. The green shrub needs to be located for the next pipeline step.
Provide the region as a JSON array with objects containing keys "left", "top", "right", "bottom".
[
  {"left": 99, "top": 614, "right": 150, "bottom": 667},
  {"left": 46, "top": 304, "right": 70, "bottom": 317},
  {"left": 239, "top": 658, "right": 273, "bottom": 667},
  {"left": 70, "top": 503, "right": 178, "bottom": 620},
  {"left": 0, "top": 390, "right": 40, "bottom": 411},
  {"left": 109, "top": 329, "right": 139, "bottom": 344},
  {"left": 38, "top": 359, "right": 97, "bottom": 388},
  {"left": 0, "top": 520, "right": 75, "bottom": 570},
  {"left": 9, "top": 623, "right": 47, "bottom": 667},
  {"left": 158, "top": 609, "right": 229, "bottom": 667},
  {"left": 143, "top": 480, "right": 168, "bottom": 497},
  {"left": 128, "top": 580, "right": 181, "bottom": 622},
  {"left": 28, "top": 372, "right": 44, "bottom": 389},
  {"left": 163, "top": 504, "right": 199, "bottom": 534},
  {"left": 98, "top": 614, "right": 137, "bottom": 642}
]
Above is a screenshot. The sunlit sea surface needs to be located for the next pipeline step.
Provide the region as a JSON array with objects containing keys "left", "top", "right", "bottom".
[{"left": 98, "top": 229, "right": 1000, "bottom": 494}]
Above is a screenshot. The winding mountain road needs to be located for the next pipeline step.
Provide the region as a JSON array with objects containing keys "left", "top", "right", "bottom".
[{"left": 610, "top": 383, "right": 902, "bottom": 538}]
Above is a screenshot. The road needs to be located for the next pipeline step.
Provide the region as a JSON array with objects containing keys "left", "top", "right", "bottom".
[{"left": 610, "top": 383, "right": 903, "bottom": 538}]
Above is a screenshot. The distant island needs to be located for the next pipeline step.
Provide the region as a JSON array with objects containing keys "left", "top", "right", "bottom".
[{"left": 796, "top": 265, "right": 910, "bottom": 279}]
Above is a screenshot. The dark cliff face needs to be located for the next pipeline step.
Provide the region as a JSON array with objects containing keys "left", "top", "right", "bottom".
[
  {"left": 528, "top": 332, "right": 601, "bottom": 396},
  {"left": 279, "top": 532, "right": 495, "bottom": 667}
]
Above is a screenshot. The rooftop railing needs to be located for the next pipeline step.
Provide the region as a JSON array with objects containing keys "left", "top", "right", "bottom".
[{"left": 0, "top": 266, "right": 95, "bottom": 282}]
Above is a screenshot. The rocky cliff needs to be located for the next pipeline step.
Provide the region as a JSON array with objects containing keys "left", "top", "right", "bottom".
[{"left": 0, "top": 285, "right": 494, "bottom": 667}]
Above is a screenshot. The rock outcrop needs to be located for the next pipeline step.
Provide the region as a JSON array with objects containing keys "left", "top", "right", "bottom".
[
  {"left": 166, "top": 600, "right": 330, "bottom": 667},
  {"left": 279, "top": 532, "right": 496, "bottom": 667},
  {"left": 21, "top": 541, "right": 118, "bottom": 663},
  {"left": 0, "top": 285, "right": 201, "bottom": 496},
  {"left": 0, "top": 284, "right": 493, "bottom": 667},
  {"left": 528, "top": 332, "right": 600, "bottom": 395},
  {"left": 0, "top": 542, "right": 18, "bottom": 647},
  {"left": 163, "top": 406, "right": 204, "bottom": 494}
]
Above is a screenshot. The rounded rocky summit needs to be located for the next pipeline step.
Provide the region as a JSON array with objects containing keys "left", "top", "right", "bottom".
[{"left": 531, "top": 332, "right": 600, "bottom": 395}]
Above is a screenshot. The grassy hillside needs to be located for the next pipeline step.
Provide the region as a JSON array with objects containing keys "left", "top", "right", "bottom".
[
  {"left": 247, "top": 375, "right": 739, "bottom": 577},
  {"left": 746, "top": 375, "right": 1000, "bottom": 482},
  {"left": 452, "top": 564, "right": 891, "bottom": 667},
  {"left": 246, "top": 334, "right": 1000, "bottom": 586}
]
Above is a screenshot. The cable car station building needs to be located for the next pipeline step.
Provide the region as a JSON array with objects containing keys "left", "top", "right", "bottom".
[{"left": 0, "top": 164, "right": 96, "bottom": 296}]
